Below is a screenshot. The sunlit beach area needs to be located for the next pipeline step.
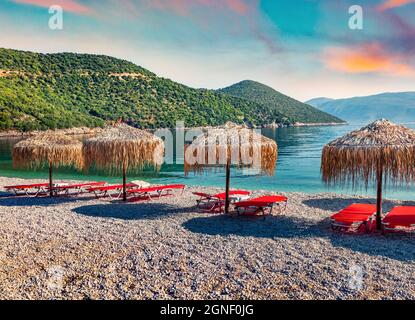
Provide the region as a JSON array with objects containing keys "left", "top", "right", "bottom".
[{"left": 1, "top": 176, "right": 414, "bottom": 300}]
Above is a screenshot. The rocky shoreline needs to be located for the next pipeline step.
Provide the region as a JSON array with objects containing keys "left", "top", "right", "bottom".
[
  {"left": 0, "top": 177, "right": 413, "bottom": 300},
  {"left": 0, "top": 127, "right": 103, "bottom": 138},
  {"left": 263, "top": 122, "right": 347, "bottom": 129},
  {"left": 0, "top": 121, "right": 347, "bottom": 138}
]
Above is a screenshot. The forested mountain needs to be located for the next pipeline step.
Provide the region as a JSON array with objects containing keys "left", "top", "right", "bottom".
[
  {"left": 218, "top": 80, "right": 344, "bottom": 124},
  {"left": 0, "top": 48, "right": 344, "bottom": 131}
]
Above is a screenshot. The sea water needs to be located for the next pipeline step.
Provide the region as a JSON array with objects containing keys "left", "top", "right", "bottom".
[{"left": 2, "top": 124, "right": 415, "bottom": 200}]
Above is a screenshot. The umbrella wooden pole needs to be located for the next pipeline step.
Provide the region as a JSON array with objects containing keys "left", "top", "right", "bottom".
[
  {"left": 49, "top": 161, "right": 53, "bottom": 197},
  {"left": 122, "top": 161, "right": 127, "bottom": 202},
  {"left": 376, "top": 166, "right": 383, "bottom": 230},
  {"left": 225, "top": 159, "right": 231, "bottom": 214}
]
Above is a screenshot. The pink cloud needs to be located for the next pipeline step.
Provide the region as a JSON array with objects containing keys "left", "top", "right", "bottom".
[
  {"left": 201, "top": 0, "right": 249, "bottom": 15},
  {"left": 378, "top": 0, "right": 415, "bottom": 11},
  {"left": 324, "top": 43, "right": 415, "bottom": 77},
  {"left": 12, "top": 0, "right": 92, "bottom": 15},
  {"left": 144, "top": 0, "right": 251, "bottom": 16},
  {"left": 224, "top": 0, "right": 249, "bottom": 15}
]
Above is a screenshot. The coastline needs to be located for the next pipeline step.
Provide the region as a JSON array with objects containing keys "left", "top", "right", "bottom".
[
  {"left": 0, "top": 121, "right": 347, "bottom": 138},
  {"left": 291, "top": 122, "right": 347, "bottom": 127},
  {"left": 0, "top": 176, "right": 414, "bottom": 299},
  {"left": 263, "top": 122, "right": 347, "bottom": 129},
  {"left": 0, "top": 127, "right": 102, "bottom": 138}
]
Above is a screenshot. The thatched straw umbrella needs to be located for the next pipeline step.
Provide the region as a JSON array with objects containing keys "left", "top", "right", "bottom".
[
  {"left": 83, "top": 123, "right": 164, "bottom": 201},
  {"left": 184, "top": 122, "right": 277, "bottom": 214},
  {"left": 322, "top": 119, "right": 415, "bottom": 230},
  {"left": 13, "top": 134, "right": 83, "bottom": 197}
]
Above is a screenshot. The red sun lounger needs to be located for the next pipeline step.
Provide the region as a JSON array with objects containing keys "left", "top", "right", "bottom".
[
  {"left": 51, "top": 181, "right": 106, "bottom": 196},
  {"left": 193, "top": 190, "right": 251, "bottom": 213},
  {"left": 4, "top": 183, "right": 50, "bottom": 197},
  {"left": 382, "top": 206, "right": 415, "bottom": 233},
  {"left": 87, "top": 183, "right": 137, "bottom": 199},
  {"left": 234, "top": 195, "right": 288, "bottom": 216},
  {"left": 330, "top": 204, "right": 377, "bottom": 233},
  {"left": 128, "top": 184, "right": 186, "bottom": 201}
]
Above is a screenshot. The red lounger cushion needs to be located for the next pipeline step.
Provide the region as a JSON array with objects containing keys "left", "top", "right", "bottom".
[
  {"left": 331, "top": 213, "right": 375, "bottom": 223},
  {"left": 193, "top": 192, "right": 210, "bottom": 198},
  {"left": 193, "top": 190, "right": 250, "bottom": 199},
  {"left": 383, "top": 207, "right": 415, "bottom": 227},
  {"left": 129, "top": 186, "right": 160, "bottom": 194},
  {"left": 338, "top": 204, "right": 377, "bottom": 215},
  {"left": 213, "top": 191, "right": 251, "bottom": 200},
  {"left": 157, "top": 184, "right": 186, "bottom": 190},
  {"left": 235, "top": 195, "right": 288, "bottom": 208},
  {"left": 331, "top": 204, "right": 376, "bottom": 225}
]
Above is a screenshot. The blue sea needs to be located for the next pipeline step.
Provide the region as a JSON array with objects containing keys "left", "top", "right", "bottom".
[{"left": 2, "top": 123, "right": 415, "bottom": 200}]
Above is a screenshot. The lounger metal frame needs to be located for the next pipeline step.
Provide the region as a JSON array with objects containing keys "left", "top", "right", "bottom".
[
  {"left": 129, "top": 185, "right": 186, "bottom": 202},
  {"left": 330, "top": 215, "right": 376, "bottom": 233},
  {"left": 196, "top": 196, "right": 224, "bottom": 212},
  {"left": 51, "top": 182, "right": 106, "bottom": 197},
  {"left": 382, "top": 222, "right": 415, "bottom": 233},
  {"left": 236, "top": 200, "right": 288, "bottom": 217},
  {"left": 5, "top": 184, "right": 49, "bottom": 197},
  {"left": 195, "top": 192, "right": 251, "bottom": 213}
]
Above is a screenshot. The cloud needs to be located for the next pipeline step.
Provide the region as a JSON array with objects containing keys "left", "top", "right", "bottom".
[
  {"left": 381, "top": 11, "right": 415, "bottom": 54},
  {"left": 324, "top": 43, "right": 415, "bottom": 77},
  {"left": 378, "top": 0, "right": 415, "bottom": 11},
  {"left": 11, "top": 0, "right": 92, "bottom": 15},
  {"left": 147, "top": 0, "right": 251, "bottom": 16},
  {"left": 110, "top": 0, "right": 280, "bottom": 54},
  {"left": 9, "top": 0, "right": 279, "bottom": 55},
  {"left": 222, "top": 0, "right": 249, "bottom": 15}
]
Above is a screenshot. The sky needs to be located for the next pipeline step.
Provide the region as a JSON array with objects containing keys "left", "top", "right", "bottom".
[{"left": 0, "top": 0, "right": 414, "bottom": 101}]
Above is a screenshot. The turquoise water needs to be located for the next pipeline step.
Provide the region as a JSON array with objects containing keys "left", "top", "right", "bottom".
[{"left": 2, "top": 124, "right": 415, "bottom": 200}]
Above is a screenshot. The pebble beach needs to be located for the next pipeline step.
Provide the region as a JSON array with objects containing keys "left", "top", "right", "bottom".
[{"left": 0, "top": 177, "right": 414, "bottom": 300}]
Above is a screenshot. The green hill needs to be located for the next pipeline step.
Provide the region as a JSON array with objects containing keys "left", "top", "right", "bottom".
[
  {"left": 218, "top": 80, "right": 344, "bottom": 124},
  {"left": 0, "top": 48, "right": 343, "bottom": 131}
]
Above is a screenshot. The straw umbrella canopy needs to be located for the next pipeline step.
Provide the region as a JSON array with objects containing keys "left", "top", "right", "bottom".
[
  {"left": 13, "top": 134, "right": 84, "bottom": 197},
  {"left": 184, "top": 122, "right": 278, "bottom": 214},
  {"left": 322, "top": 119, "right": 415, "bottom": 230},
  {"left": 83, "top": 123, "right": 164, "bottom": 201}
]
